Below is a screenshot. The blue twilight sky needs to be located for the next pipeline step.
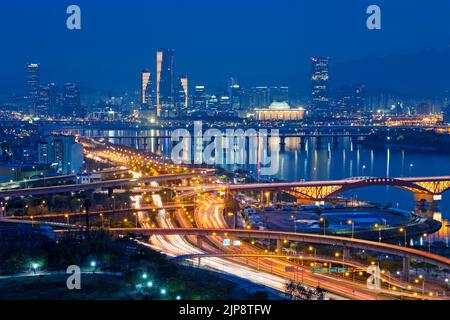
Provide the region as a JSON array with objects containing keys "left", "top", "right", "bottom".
[{"left": 0, "top": 0, "right": 449, "bottom": 94}]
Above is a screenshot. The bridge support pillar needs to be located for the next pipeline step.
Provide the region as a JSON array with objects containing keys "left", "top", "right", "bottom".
[
  {"left": 343, "top": 247, "right": 351, "bottom": 260},
  {"left": 265, "top": 192, "right": 270, "bottom": 206},
  {"left": 276, "top": 239, "right": 283, "bottom": 254},
  {"left": 402, "top": 257, "right": 410, "bottom": 282},
  {"left": 280, "top": 137, "right": 286, "bottom": 151},
  {"left": 332, "top": 136, "right": 339, "bottom": 147},
  {"left": 300, "top": 139, "right": 306, "bottom": 149},
  {"left": 315, "top": 137, "right": 322, "bottom": 148},
  {"left": 273, "top": 192, "right": 278, "bottom": 204},
  {"left": 413, "top": 193, "right": 441, "bottom": 218},
  {"left": 142, "top": 138, "right": 148, "bottom": 150}
]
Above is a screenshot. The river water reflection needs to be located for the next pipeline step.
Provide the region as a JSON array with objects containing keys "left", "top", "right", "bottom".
[{"left": 83, "top": 130, "right": 450, "bottom": 221}]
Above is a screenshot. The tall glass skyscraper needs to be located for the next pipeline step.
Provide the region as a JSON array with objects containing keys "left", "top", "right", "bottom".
[
  {"left": 176, "top": 75, "right": 189, "bottom": 116},
  {"left": 311, "top": 57, "right": 329, "bottom": 113},
  {"left": 140, "top": 69, "right": 153, "bottom": 112},
  {"left": 156, "top": 48, "right": 175, "bottom": 117},
  {"left": 192, "top": 85, "right": 207, "bottom": 113},
  {"left": 26, "top": 63, "right": 40, "bottom": 114},
  {"left": 63, "top": 83, "right": 81, "bottom": 118}
]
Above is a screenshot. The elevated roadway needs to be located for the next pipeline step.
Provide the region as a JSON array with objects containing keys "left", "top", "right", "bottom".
[{"left": 109, "top": 227, "right": 450, "bottom": 270}]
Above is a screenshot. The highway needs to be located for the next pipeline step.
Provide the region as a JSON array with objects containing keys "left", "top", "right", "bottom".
[
  {"left": 19, "top": 141, "right": 448, "bottom": 300},
  {"left": 5, "top": 203, "right": 196, "bottom": 220},
  {"left": 178, "top": 195, "right": 427, "bottom": 300},
  {"left": 0, "top": 171, "right": 214, "bottom": 198},
  {"left": 110, "top": 227, "right": 450, "bottom": 269}
]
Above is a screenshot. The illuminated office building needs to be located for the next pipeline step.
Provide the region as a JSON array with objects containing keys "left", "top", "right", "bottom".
[
  {"left": 230, "top": 84, "right": 242, "bottom": 112},
  {"left": 270, "top": 86, "right": 289, "bottom": 103},
  {"left": 176, "top": 75, "right": 188, "bottom": 115},
  {"left": 140, "top": 69, "right": 153, "bottom": 111},
  {"left": 63, "top": 83, "right": 81, "bottom": 118},
  {"left": 311, "top": 57, "right": 329, "bottom": 113},
  {"left": 156, "top": 48, "right": 175, "bottom": 117},
  {"left": 192, "top": 85, "right": 208, "bottom": 113},
  {"left": 250, "top": 87, "right": 271, "bottom": 108},
  {"left": 26, "top": 63, "right": 40, "bottom": 114}
]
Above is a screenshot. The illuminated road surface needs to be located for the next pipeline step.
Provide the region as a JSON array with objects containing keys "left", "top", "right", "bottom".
[{"left": 92, "top": 143, "right": 447, "bottom": 300}]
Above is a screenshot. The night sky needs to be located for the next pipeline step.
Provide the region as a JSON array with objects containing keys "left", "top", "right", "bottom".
[{"left": 0, "top": 0, "right": 449, "bottom": 94}]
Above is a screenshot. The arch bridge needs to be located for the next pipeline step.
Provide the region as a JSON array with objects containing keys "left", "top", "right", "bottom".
[{"left": 174, "top": 176, "right": 450, "bottom": 210}]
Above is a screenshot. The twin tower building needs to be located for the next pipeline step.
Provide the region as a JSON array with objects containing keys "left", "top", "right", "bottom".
[{"left": 141, "top": 49, "right": 188, "bottom": 118}]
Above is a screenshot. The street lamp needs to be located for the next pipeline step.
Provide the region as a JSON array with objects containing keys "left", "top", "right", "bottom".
[
  {"left": 133, "top": 212, "right": 138, "bottom": 228},
  {"left": 99, "top": 213, "right": 104, "bottom": 228},
  {"left": 308, "top": 246, "right": 317, "bottom": 258},
  {"left": 320, "top": 217, "right": 326, "bottom": 236},
  {"left": 417, "top": 275, "right": 426, "bottom": 297},
  {"left": 65, "top": 214, "right": 69, "bottom": 224},
  {"left": 31, "top": 263, "right": 39, "bottom": 274},
  {"left": 348, "top": 220, "right": 355, "bottom": 238},
  {"left": 374, "top": 223, "right": 382, "bottom": 242},
  {"left": 160, "top": 288, "right": 166, "bottom": 295},
  {"left": 423, "top": 233, "right": 431, "bottom": 253},
  {"left": 399, "top": 227, "right": 407, "bottom": 246}
]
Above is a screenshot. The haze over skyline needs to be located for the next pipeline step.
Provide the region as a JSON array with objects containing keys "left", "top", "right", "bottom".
[{"left": 1, "top": 0, "right": 449, "bottom": 96}]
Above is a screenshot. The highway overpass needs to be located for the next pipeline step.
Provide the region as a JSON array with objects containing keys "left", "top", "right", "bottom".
[
  {"left": 110, "top": 227, "right": 450, "bottom": 270},
  {"left": 0, "top": 170, "right": 214, "bottom": 198}
]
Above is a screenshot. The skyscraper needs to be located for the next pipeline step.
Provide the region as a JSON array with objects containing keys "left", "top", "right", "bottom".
[
  {"left": 176, "top": 75, "right": 188, "bottom": 115},
  {"left": 26, "top": 63, "right": 40, "bottom": 114},
  {"left": 141, "top": 69, "right": 153, "bottom": 111},
  {"left": 311, "top": 57, "right": 329, "bottom": 113},
  {"left": 63, "top": 83, "right": 81, "bottom": 118},
  {"left": 230, "top": 84, "right": 242, "bottom": 112},
  {"left": 156, "top": 48, "right": 175, "bottom": 117},
  {"left": 269, "top": 86, "right": 289, "bottom": 103},
  {"left": 192, "top": 86, "right": 208, "bottom": 113},
  {"left": 250, "top": 87, "right": 271, "bottom": 109},
  {"left": 36, "top": 84, "right": 50, "bottom": 116},
  {"left": 47, "top": 83, "right": 61, "bottom": 117},
  {"left": 36, "top": 83, "right": 61, "bottom": 117}
]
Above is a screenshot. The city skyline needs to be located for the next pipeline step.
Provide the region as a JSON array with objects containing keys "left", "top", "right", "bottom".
[
  {"left": 0, "top": 1, "right": 450, "bottom": 96},
  {"left": 1, "top": 1, "right": 450, "bottom": 305}
]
